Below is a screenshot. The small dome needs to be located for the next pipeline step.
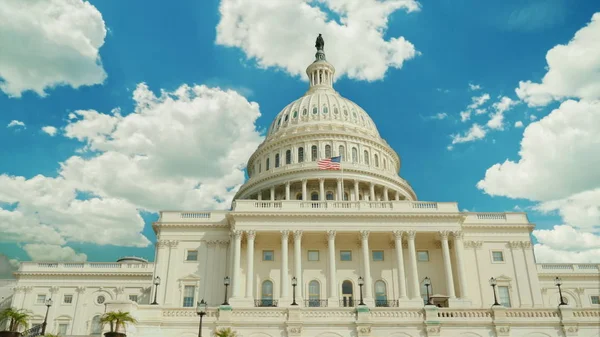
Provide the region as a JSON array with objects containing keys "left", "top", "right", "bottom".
[{"left": 116, "top": 256, "right": 148, "bottom": 264}]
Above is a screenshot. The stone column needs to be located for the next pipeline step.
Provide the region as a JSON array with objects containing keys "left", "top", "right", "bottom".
[
  {"left": 294, "top": 231, "right": 303, "bottom": 300},
  {"left": 270, "top": 186, "right": 275, "bottom": 201},
  {"left": 71, "top": 286, "right": 86, "bottom": 335},
  {"left": 521, "top": 241, "right": 544, "bottom": 307},
  {"left": 383, "top": 187, "right": 389, "bottom": 201},
  {"left": 319, "top": 179, "right": 325, "bottom": 201},
  {"left": 232, "top": 230, "right": 242, "bottom": 298},
  {"left": 360, "top": 231, "right": 373, "bottom": 300},
  {"left": 257, "top": 191, "right": 262, "bottom": 200},
  {"left": 406, "top": 231, "right": 420, "bottom": 300},
  {"left": 336, "top": 178, "right": 343, "bottom": 200},
  {"left": 354, "top": 180, "right": 360, "bottom": 201},
  {"left": 452, "top": 231, "right": 468, "bottom": 299},
  {"left": 245, "top": 231, "right": 256, "bottom": 299},
  {"left": 285, "top": 182, "right": 291, "bottom": 200},
  {"left": 440, "top": 231, "right": 456, "bottom": 299},
  {"left": 281, "top": 230, "right": 290, "bottom": 299},
  {"left": 302, "top": 179, "right": 307, "bottom": 201},
  {"left": 369, "top": 182, "right": 375, "bottom": 201},
  {"left": 393, "top": 231, "right": 408, "bottom": 299},
  {"left": 164, "top": 240, "right": 179, "bottom": 305},
  {"left": 154, "top": 240, "right": 170, "bottom": 304},
  {"left": 395, "top": 191, "right": 400, "bottom": 201},
  {"left": 327, "top": 230, "right": 338, "bottom": 303}
]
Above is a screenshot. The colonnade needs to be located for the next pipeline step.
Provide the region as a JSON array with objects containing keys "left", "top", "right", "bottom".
[{"left": 228, "top": 230, "right": 469, "bottom": 307}]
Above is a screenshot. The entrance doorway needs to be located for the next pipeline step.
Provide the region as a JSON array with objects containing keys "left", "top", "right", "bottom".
[{"left": 341, "top": 280, "right": 354, "bottom": 307}]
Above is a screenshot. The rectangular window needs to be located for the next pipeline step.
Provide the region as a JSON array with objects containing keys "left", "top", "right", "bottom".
[
  {"left": 183, "top": 285, "right": 195, "bottom": 307},
  {"left": 58, "top": 324, "right": 68, "bottom": 335},
  {"left": 340, "top": 250, "right": 352, "bottom": 261},
  {"left": 36, "top": 294, "right": 46, "bottom": 304},
  {"left": 591, "top": 295, "right": 600, "bottom": 305},
  {"left": 372, "top": 250, "right": 384, "bottom": 261},
  {"left": 129, "top": 295, "right": 138, "bottom": 303},
  {"left": 417, "top": 251, "right": 429, "bottom": 262},
  {"left": 498, "top": 286, "right": 511, "bottom": 307},
  {"left": 63, "top": 294, "right": 73, "bottom": 304},
  {"left": 263, "top": 250, "right": 274, "bottom": 261},
  {"left": 186, "top": 250, "right": 198, "bottom": 261},
  {"left": 307, "top": 250, "right": 319, "bottom": 261},
  {"left": 492, "top": 251, "right": 504, "bottom": 262}
]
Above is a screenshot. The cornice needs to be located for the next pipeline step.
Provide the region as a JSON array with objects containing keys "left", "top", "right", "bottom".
[
  {"left": 14, "top": 272, "right": 153, "bottom": 277},
  {"left": 153, "top": 222, "right": 229, "bottom": 229},
  {"left": 228, "top": 212, "right": 463, "bottom": 220}
]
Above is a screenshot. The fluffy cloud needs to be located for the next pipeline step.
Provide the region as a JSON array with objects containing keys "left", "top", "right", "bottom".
[
  {"left": 0, "top": 0, "right": 107, "bottom": 97},
  {"left": 532, "top": 225, "right": 600, "bottom": 263},
  {"left": 468, "top": 93, "right": 490, "bottom": 110},
  {"left": 216, "top": 0, "right": 420, "bottom": 81},
  {"left": 0, "top": 83, "right": 263, "bottom": 249},
  {"left": 514, "top": 121, "right": 524, "bottom": 128},
  {"left": 23, "top": 244, "right": 87, "bottom": 262},
  {"left": 7, "top": 120, "right": 25, "bottom": 128},
  {"left": 516, "top": 13, "right": 600, "bottom": 106},
  {"left": 468, "top": 83, "right": 481, "bottom": 91},
  {"left": 0, "top": 254, "right": 19, "bottom": 278},
  {"left": 41, "top": 126, "right": 58, "bottom": 136},
  {"left": 487, "top": 96, "right": 518, "bottom": 130},
  {"left": 451, "top": 123, "right": 486, "bottom": 144}
]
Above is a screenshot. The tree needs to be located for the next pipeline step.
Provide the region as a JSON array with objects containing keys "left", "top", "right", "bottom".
[
  {"left": 215, "top": 327, "right": 238, "bottom": 337},
  {"left": 0, "top": 307, "right": 31, "bottom": 332},
  {"left": 99, "top": 311, "right": 137, "bottom": 333}
]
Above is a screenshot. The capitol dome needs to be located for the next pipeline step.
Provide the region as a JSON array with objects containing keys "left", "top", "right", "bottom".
[{"left": 235, "top": 36, "right": 416, "bottom": 202}]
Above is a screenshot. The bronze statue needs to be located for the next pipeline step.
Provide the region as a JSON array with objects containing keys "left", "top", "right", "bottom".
[{"left": 315, "top": 34, "right": 324, "bottom": 51}]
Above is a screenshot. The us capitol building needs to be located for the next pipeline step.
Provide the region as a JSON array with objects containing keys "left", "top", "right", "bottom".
[{"left": 6, "top": 37, "right": 600, "bottom": 337}]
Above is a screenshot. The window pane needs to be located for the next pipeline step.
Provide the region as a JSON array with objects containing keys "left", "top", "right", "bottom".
[
  {"left": 325, "top": 145, "right": 331, "bottom": 158},
  {"left": 311, "top": 146, "right": 318, "bottom": 161},
  {"left": 63, "top": 294, "right": 73, "bottom": 304},
  {"left": 186, "top": 250, "right": 198, "bottom": 261},
  {"left": 298, "top": 147, "right": 304, "bottom": 162},
  {"left": 364, "top": 151, "right": 369, "bottom": 165},
  {"left": 372, "top": 251, "right": 384, "bottom": 261},
  {"left": 340, "top": 251, "right": 352, "bottom": 261},
  {"left": 262, "top": 281, "right": 273, "bottom": 299},
  {"left": 492, "top": 251, "right": 504, "bottom": 262},
  {"left": 591, "top": 296, "right": 599, "bottom": 304},
  {"left": 275, "top": 154, "right": 280, "bottom": 168},
  {"left": 129, "top": 295, "right": 138, "bottom": 303},
  {"left": 311, "top": 192, "right": 319, "bottom": 201},
  {"left": 417, "top": 251, "right": 429, "bottom": 262},
  {"left": 183, "top": 285, "right": 195, "bottom": 307},
  {"left": 308, "top": 250, "right": 319, "bottom": 261},
  {"left": 352, "top": 148, "right": 358, "bottom": 163},
  {"left": 498, "top": 286, "right": 511, "bottom": 307},
  {"left": 309, "top": 281, "right": 320, "bottom": 300},
  {"left": 36, "top": 295, "right": 46, "bottom": 304},
  {"left": 338, "top": 146, "right": 344, "bottom": 160},
  {"left": 326, "top": 192, "right": 334, "bottom": 200},
  {"left": 375, "top": 281, "right": 387, "bottom": 301},
  {"left": 342, "top": 281, "right": 353, "bottom": 294},
  {"left": 58, "top": 324, "right": 68, "bottom": 335},
  {"left": 263, "top": 250, "right": 274, "bottom": 261}
]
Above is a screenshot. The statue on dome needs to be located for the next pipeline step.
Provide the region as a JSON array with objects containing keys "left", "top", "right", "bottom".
[{"left": 315, "top": 34, "right": 324, "bottom": 51}]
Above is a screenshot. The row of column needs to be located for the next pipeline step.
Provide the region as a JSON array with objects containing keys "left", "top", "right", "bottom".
[
  {"left": 229, "top": 230, "right": 469, "bottom": 303},
  {"left": 257, "top": 179, "right": 402, "bottom": 202}
]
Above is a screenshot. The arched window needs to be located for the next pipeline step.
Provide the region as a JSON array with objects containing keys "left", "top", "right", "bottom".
[
  {"left": 293, "top": 110, "right": 298, "bottom": 118},
  {"left": 311, "top": 146, "right": 318, "bottom": 161},
  {"left": 261, "top": 280, "right": 274, "bottom": 306},
  {"left": 326, "top": 191, "right": 334, "bottom": 200},
  {"left": 311, "top": 192, "right": 319, "bottom": 201},
  {"left": 334, "top": 107, "right": 339, "bottom": 114},
  {"left": 341, "top": 280, "right": 354, "bottom": 307},
  {"left": 352, "top": 148, "right": 358, "bottom": 163},
  {"left": 266, "top": 158, "right": 270, "bottom": 171},
  {"left": 90, "top": 315, "right": 102, "bottom": 335},
  {"left": 313, "top": 107, "right": 318, "bottom": 114},
  {"left": 323, "top": 106, "right": 328, "bottom": 114},
  {"left": 325, "top": 145, "right": 332, "bottom": 158},
  {"left": 374, "top": 154, "right": 379, "bottom": 167},
  {"left": 344, "top": 192, "right": 349, "bottom": 201},
  {"left": 284, "top": 114, "right": 289, "bottom": 122},
  {"left": 275, "top": 154, "right": 280, "bottom": 168},
  {"left": 308, "top": 280, "right": 321, "bottom": 307},
  {"left": 286, "top": 150, "right": 291, "bottom": 164},
  {"left": 383, "top": 159, "right": 387, "bottom": 170},
  {"left": 338, "top": 146, "right": 345, "bottom": 160},
  {"left": 364, "top": 150, "right": 370, "bottom": 165},
  {"left": 259, "top": 163, "right": 262, "bottom": 173},
  {"left": 298, "top": 147, "right": 304, "bottom": 163},
  {"left": 296, "top": 193, "right": 302, "bottom": 200},
  {"left": 375, "top": 281, "right": 388, "bottom": 307}
]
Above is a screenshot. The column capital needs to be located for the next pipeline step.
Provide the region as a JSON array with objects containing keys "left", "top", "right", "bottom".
[
  {"left": 293, "top": 230, "right": 303, "bottom": 240},
  {"left": 392, "top": 230, "right": 404, "bottom": 240},
  {"left": 319, "top": 178, "right": 325, "bottom": 183},
  {"left": 452, "top": 231, "right": 464, "bottom": 240},
  {"left": 465, "top": 241, "right": 483, "bottom": 249},
  {"left": 231, "top": 230, "right": 243, "bottom": 239},
  {"left": 156, "top": 240, "right": 170, "bottom": 248},
  {"left": 246, "top": 230, "right": 256, "bottom": 240},
  {"left": 302, "top": 178, "right": 308, "bottom": 184},
  {"left": 76, "top": 286, "right": 86, "bottom": 294},
  {"left": 281, "top": 230, "right": 290, "bottom": 240},
  {"left": 359, "top": 230, "right": 370, "bottom": 240},
  {"left": 326, "top": 230, "right": 336, "bottom": 240},
  {"left": 439, "top": 230, "right": 451, "bottom": 240},
  {"left": 50, "top": 286, "right": 60, "bottom": 294},
  {"left": 406, "top": 230, "right": 416, "bottom": 240},
  {"left": 507, "top": 241, "right": 521, "bottom": 249}
]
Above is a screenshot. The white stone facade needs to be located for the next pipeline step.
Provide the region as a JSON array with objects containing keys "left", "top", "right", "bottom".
[{"left": 6, "top": 41, "right": 600, "bottom": 337}]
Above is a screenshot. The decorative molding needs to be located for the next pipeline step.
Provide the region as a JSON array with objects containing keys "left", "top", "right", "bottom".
[
  {"left": 359, "top": 230, "right": 370, "bottom": 240},
  {"left": 168, "top": 240, "right": 179, "bottom": 248},
  {"left": 452, "top": 231, "right": 463, "bottom": 240},
  {"left": 520, "top": 241, "right": 532, "bottom": 249},
  {"left": 49, "top": 286, "right": 60, "bottom": 294},
  {"left": 245, "top": 230, "right": 256, "bottom": 241},
  {"left": 114, "top": 287, "right": 125, "bottom": 295},
  {"left": 287, "top": 326, "right": 302, "bottom": 334},
  {"left": 406, "top": 230, "right": 416, "bottom": 240},
  {"left": 574, "top": 287, "right": 585, "bottom": 295},
  {"left": 231, "top": 230, "right": 243, "bottom": 240},
  {"left": 507, "top": 241, "right": 521, "bottom": 249},
  {"left": 464, "top": 241, "right": 483, "bottom": 249},
  {"left": 439, "top": 230, "right": 450, "bottom": 240},
  {"left": 327, "top": 230, "right": 336, "bottom": 240},
  {"left": 281, "top": 230, "right": 290, "bottom": 240},
  {"left": 392, "top": 230, "right": 403, "bottom": 240},
  {"left": 293, "top": 230, "right": 303, "bottom": 240}
]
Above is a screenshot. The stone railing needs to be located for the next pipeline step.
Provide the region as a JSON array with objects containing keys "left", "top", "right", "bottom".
[
  {"left": 158, "top": 210, "right": 229, "bottom": 223},
  {"left": 18, "top": 262, "right": 154, "bottom": 273},
  {"left": 436, "top": 308, "right": 493, "bottom": 320},
  {"left": 162, "top": 308, "right": 219, "bottom": 318},
  {"left": 536, "top": 263, "right": 600, "bottom": 273},
  {"left": 233, "top": 200, "right": 459, "bottom": 213}
]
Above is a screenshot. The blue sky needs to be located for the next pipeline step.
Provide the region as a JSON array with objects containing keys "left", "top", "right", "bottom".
[{"left": 1, "top": 0, "right": 599, "bottom": 271}]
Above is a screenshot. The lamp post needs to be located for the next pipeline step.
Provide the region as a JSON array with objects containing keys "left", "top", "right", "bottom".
[
  {"left": 555, "top": 277, "right": 567, "bottom": 306},
  {"left": 291, "top": 277, "right": 298, "bottom": 306},
  {"left": 423, "top": 277, "right": 433, "bottom": 306},
  {"left": 489, "top": 277, "right": 500, "bottom": 306},
  {"left": 151, "top": 276, "right": 161, "bottom": 305},
  {"left": 222, "top": 276, "right": 230, "bottom": 305},
  {"left": 358, "top": 277, "right": 365, "bottom": 306},
  {"left": 41, "top": 298, "right": 53, "bottom": 335},
  {"left": 196, "top": 299, "right": 207, "bottom": 337}
]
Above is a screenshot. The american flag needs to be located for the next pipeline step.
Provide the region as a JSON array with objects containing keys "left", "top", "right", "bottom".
[{"left": 318, "top": 156, "right": 341, "bottom": 170}]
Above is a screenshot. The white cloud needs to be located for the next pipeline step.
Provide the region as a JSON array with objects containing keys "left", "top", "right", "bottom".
[
  {"left": 0, "top": 0, "right": 107, "bottom": 97},
  {"left": 451, "top": 123, "right": 486, "bottom": 144},
  {"left": 474, "top": 108, "right": 486, "bottom": 115},
  {"left": 430, "top": 112, "right": 447, "bottom": 120},
  {"left": 469, "top": 83, "right": 481, "bottom": 91},
  {"left": 487, "top": 96, "right": 518, "bottom": 130},
  {"left": 516, "top": 13, "right": 600, "bottom": 106},
  {"left": 23, "top": 244, "right": 87, "bottom": 262},
  {"left": 536, "top": 189, "right": 600, "bottom": 233},
  {"left": 460, "top": 111, "right": 470, "bottom": 122},
  {"left": 0, "top": 83, "right": 264, "bottom": 249},
  {"left": 514, "top": 121, "right": 524, "bottom": 128},
  {"left": 533, "top": 243, "right": 600, "bottom": 263},
  {"left": 529, "top": 114, "right": 537, "bottom": 121},
  {"left": 7, "top": 120, "right": 25, "bottom": 128},
  {"left": 41, "top": 126, "right": 58, "bottom": 136},
  {"left": 216, "top": 0, "right": 420, "bottom": 81},
  {"left": 532, "top": 224, "right": 600, "bottom": 263},
  {"left": 468, "top": 93, "right": 490, "bottom": 110}
]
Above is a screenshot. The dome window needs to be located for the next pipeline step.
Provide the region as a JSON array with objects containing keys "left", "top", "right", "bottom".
[
  {"left": 296, "top": 193, "right": 302, "bottom": 200},
  {"left": 266, "top": 158, "right": 270, "bottom": 171},
  {"left": 303, "top": 108, "right": 308, "bottom": 116},
  {"left": 326, "top": 191, "right": 334, "bottom": 200},
  {"left": 325, "top": 145, "right": 332, "bottom": 158},
  {"left": 278, "top": 117, "right": 282, "bottom": 125},
  {"left": 334, "top": 107, "right": 339, "bottom": 114},
  {"left": 313, "top": 107, "right": 318, "bottom": 114},
  {"left": 293, "top": 110, "right": 298, "bottom": 118},
  {"left": 286, "top": 150, "right": 291, "bottom": 164},
  {"left": 275, "top": 154, "right": 280, "bottom": 168},
  {"left": 383, "top": 159, "right": 387, "bottom": 170},
  {"left": 343, "top": 110, "right": 348, "bottom": 116},
  {"left": 374, "top": 154, "right": 379, "bottom": 167},
  {"left": 285, "top": 114, "right": 289, "bottom": 122},
  {"left": 364, "top": 150, "right": 370, "bottom": 165},
  {"left": 311, "top": 145, "right": 318, "bottom": 161},
  {"left": 338, "top": 145, "right": 345, "bottom": 161},
  {"left": 352, "top": 111, "right": 357, "bottom": 119},
  {"left": 352, "top": 147, "right": 358, "bottom": 163},
  {"left": 323, "top": 106, "right": 328, "bottom": 114},
  {"left": 298, "top": 147, "right": 304, "bottom": 163},
  {"left": 311, "top": 192, "right": 319, "bottom": 201}
]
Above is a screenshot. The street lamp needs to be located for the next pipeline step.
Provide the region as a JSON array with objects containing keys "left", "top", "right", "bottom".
[
  {"left": 196, "top": 299, "right": 207, "bottom": 337},
  {"left": 222, "top": 276, "right": 230, "bottom": 305},
  {"left": 489, "top": 277, "right": 500, "bottom": 306},
  {"left": 41, "top": 298, "right": 53, "bottom": 335},
  {"left": 555, "top": 277, "right": 567, "bottom": 306},
  {"left": 423, "top": 277, "right": 433, "bottom": 306},
  {"left": 291, "top": 277, "right": 298, "bottom": 306},
  {"left": 358, "top": 277, "right": 365, "bottom": 306},
  {"left": 151, "top": 276, "right": 161, "bottom": 305}
]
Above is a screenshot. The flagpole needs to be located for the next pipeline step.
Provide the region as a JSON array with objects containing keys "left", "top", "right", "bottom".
[{"left": 341, "top": 159, "right": 345, "bottom": 201}]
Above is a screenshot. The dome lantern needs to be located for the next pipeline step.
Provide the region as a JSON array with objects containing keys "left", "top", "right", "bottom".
[{"left": 306, "top": 34, "right": 336, "bottom": 94}]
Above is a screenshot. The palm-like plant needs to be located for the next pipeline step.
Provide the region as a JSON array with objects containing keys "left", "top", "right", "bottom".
[
  {"left": 214, "top": 327, "right": 238, "bottom": 337},
  {"left": 0, "top": 307, "right": 31, "bottom": 332},
  {"left": 100, "top": 311, "right": 137, "bottom": 333}
]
